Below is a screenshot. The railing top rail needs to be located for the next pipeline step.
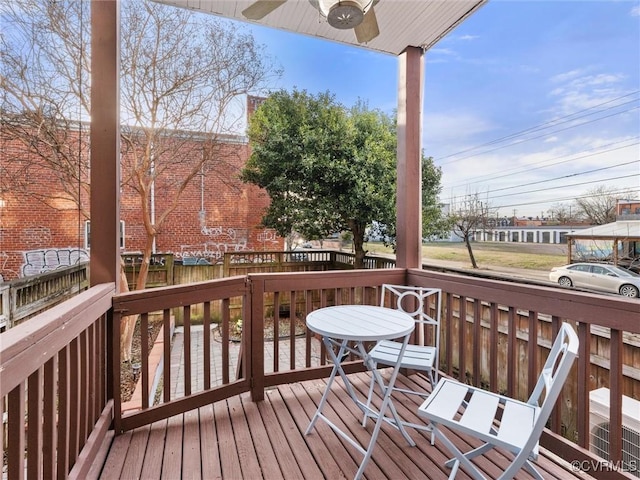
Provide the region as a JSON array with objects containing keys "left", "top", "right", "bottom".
[
  {"left": 1, "top": 261, "right": 89, "bottom": 288},
  {"left": 407, "top": 268, "right": 640, "bottom": 333},
  {"left": 113, "top": 275, "right": 247, "bottom": 315}
]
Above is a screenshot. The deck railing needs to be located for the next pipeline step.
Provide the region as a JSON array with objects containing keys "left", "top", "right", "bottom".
[
  {"left": 2, "top": 268, "right": 638, "bottom": 478},
  {"left": 0, "top": 283, "right": 114, "bottom": 479},
  {"left": 0, "top": 263, "right": 89, "bottom": 330}
]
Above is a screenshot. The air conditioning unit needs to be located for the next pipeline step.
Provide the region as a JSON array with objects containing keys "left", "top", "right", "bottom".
[{"left": 589, "top": 387, "right": 640, "bottom": 477}]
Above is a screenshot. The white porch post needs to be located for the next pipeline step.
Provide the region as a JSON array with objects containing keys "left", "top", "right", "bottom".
[
  {"left": 90, "top": 1, "right": 121, "bottom": 287},
  {"left": 396, "top": 47, "right": 424, "bottom": 269}
]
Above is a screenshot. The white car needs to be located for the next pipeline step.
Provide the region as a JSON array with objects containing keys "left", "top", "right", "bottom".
[{"left": 549, "top": 263, "right": 640, "bottom": 298}]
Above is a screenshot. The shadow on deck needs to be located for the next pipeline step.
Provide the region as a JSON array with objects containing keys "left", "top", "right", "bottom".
[{"left": 98, "top": 370, "right": 589, "bottom": 480}]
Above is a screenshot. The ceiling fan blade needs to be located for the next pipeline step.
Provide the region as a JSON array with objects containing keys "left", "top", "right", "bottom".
[
  {"left": 354, "top": 6, "right": 379, "bottom": 43},
  {"left": 241, "top": 0, "right": 287, "bottom": 20}
]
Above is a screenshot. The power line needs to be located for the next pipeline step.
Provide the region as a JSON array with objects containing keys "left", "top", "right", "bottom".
[
  {"left": 495, "top": 186, "right": 640, "bottom": 210},
  {"left": 487, "top": 173, "right": 639, "bottom": 201},
  {"left": 442, "top": 138, "right": 639, "bottom": 190},
  {"left": 469, "top": 160, "right": 639, "bottom": 196},
  {"left": 437, "top": 105, "right": 639, "bottom": 166},
  {"left": 436, "top": 90, "right": 640, "bottom": 164}
]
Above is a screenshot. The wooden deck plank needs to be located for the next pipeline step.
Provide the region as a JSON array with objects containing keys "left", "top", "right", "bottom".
[
  {"left": 212, "top": 399, "right": 243, "bottom": 479},
  {"left": 182, "top": 409, "right": 202, "bottom": 479},
  {"left": 275, "top": 382, "right": 348, "bottom": 479},
  {"left": 98, "top": 430, "right": 130, "bottom": 479},
  {"left": 260, "top": 388, "right": 324, "bottom": 480},
  {"left": 240, "top": 391, "right": 302, "bottom": 480},
  {"left": 161, "top": 415, "right": 183, "bottom": 480},
  {"left": 316, "top": 377, "right": 422, "bottom": 478},
  {"left": 285, "top": 380, "right": 358, "bottom": 478},
  {"left": 119, "top": 424, "right": 150, "bottom": 479},
  {"left": 198, "top": 405, "right": 222, "bottom": 479},
  {"left": 332, "top": 371, "right": 453, "bottom": 480},
  {"left": 100, "top": 373, "right": 595, "bottom": 480},
  {"left": 226, "top": 394, "right": 266, "bottom": 479},
  {"left": 139, "top": 419, "right": 167, "bottom": 480}
]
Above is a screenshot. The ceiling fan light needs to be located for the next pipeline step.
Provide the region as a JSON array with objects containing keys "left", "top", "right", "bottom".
[
  {"left": 314, "top": 0, "right": 375, "bottom": 30},
  {"left": 327, "top": 1, "right": 364, "bottom": 29}
]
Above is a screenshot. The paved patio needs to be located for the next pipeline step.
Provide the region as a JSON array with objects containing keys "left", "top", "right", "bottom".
[{"left": 169, "top": 325, "right": 323, "bottom": 399}]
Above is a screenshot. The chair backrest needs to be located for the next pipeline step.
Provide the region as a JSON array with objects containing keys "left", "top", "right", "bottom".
[
  {"left": 380, "top": 284, "right": 442, "bottom": 347},
  {"left": 524, "top": 323, "right": 579, "bottom": 451}
]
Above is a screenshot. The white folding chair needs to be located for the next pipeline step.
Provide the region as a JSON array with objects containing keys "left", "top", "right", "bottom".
[
  {"left": 363, "top": 284, "right": 442, "bottom": 434},
  {"left": 418, "top": 322, "right": 579, "bottom": 480}
]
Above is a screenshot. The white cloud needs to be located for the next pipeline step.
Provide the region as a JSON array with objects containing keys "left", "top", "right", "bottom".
[{"left": 631, "top": 5, "right": 640, "bottom": 16}]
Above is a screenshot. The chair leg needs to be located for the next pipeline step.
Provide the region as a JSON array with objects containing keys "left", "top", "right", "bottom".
[
  {"left": 361, "top": 363, "right": 377, "bottom": 427},
  {"left": 433, "top": 424, "right": 488, "bottom": 480}
]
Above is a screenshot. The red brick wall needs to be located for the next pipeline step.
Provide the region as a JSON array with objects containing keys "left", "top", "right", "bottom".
[{"left": 0, "top": 126, "right": 282, "bottom": 281}]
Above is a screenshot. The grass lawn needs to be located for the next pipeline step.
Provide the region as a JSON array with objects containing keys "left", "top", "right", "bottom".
[{"left": 363, "top": 241, "right": 568, "bottom": 271}]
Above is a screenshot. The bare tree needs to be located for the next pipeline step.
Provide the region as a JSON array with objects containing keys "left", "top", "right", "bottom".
[
  {"left": 449, "top": 192, "right": 495, "bottom": 269},
  {"left": 547, "top": 202, "right": 582, "bottom": 224},
  {"left": 2, "top": 0, "right": 280, "bottom": 358},
  {"left": 574, "top": 185, "right": 630, "bottom": 225}
]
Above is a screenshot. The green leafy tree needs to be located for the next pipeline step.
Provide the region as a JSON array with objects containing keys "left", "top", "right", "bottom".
[
  {"left": 242, "top": 91, "right": 397, "bottom": 268},
  {"left": 421, "top": 156, "right": 452, "bottom": 239}
]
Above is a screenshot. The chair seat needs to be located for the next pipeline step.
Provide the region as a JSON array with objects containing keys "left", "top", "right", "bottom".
[
  {"left": 418, "top": 378, "right": 539, "bottom": 454},
  {"left": 369, "top": 340, "right": 436, "bottom": 371}
]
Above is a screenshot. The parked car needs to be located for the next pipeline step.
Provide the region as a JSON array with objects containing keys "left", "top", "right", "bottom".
[{"left": 549, "top": 263, "right": 640, "bottom": 298}]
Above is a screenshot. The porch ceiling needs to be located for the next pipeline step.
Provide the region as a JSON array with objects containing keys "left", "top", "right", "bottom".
[{"left": 151, "top": 0, "right": 488, "bottom": 55}]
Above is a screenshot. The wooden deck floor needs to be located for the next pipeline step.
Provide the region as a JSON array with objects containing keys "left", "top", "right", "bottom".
[{"left": 98, "top": 370, "right": 590, "bottom": 480}]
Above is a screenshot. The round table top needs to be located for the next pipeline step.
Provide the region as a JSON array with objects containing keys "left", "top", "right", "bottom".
[{"left": 305, "top": 305, "right": 414, "bottom": 341}]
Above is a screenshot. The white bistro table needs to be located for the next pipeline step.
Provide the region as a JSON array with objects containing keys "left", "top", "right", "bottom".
[{"left": 305, "top": 305, "right": 416, "bottom": 480}]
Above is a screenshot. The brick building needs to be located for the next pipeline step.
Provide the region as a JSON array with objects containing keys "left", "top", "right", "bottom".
[{"left": 0, "top": 96, "right": 282, "bottom": 281}]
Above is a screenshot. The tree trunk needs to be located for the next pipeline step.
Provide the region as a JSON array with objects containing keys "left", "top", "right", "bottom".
[
  {"left": 119, "top": 257, "right": 138, "bottom": 362},
  {"left": 464, "top": 236, "right": 478, "bottom": 269},
  {"left": 351, "top": 221, "right": 367, "bottom": 269},
  {"left": 135, "top": 236, "right": 155, "bottom": 290}
]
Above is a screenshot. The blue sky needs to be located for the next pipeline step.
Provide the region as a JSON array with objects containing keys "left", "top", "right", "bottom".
[{"left": 243, "top": 0, "right": 640, "bottom": 218}]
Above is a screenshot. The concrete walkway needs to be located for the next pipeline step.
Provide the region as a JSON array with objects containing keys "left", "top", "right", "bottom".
[{"left": 169, "top": 325, "right": 323, "bottom": 399}]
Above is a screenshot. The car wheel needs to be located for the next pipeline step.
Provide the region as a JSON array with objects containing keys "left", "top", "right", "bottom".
[
  {"left": 558, "top": 276, "right": 573, "bottom": 288},
  {"left": 619, "top": 284, "right": 639, "bottom": 298}
]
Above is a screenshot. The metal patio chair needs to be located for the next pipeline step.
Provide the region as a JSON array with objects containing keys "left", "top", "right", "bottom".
[
  {"left": 362, "top": 284, "right": 442, "bottom": 436},
  {"left": 418, "top": 322, "right": 579, "bottom": 480}
]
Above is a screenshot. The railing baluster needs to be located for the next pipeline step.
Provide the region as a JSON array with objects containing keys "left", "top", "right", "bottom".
[
  {"left": 141, "top": 313, "right": 149, "bottom": 409},
  {"left": 528, "top": 311, "right": 538, "bottom": 395},
  {"left": 68, "top": 337, "right": 80, "bottom": 467},
  {"left": 489, "top": 302, "right": 498, "bottom": 393},
  {"left": 458, "top": 296, "right": 467, "bottom": 382},
  {"left": 507, "top": 306, "right": 517, "bottom": 397},
  {"left": 203, "top": 301, "right": 212, "bottom": 390},
  {"left": 608, "top": 328, "right": 624, "bottom": 464},
  {"left": 57, "top": 346, "right": 70, "bottom": 478},
  {"left": 473, "top": 299, "right": 481, "bottom": 386},
  {"left": 183, "top": 306, "right": 192, "bottom": 397},
  {"left": 222, "top": 299, "right": 230, "bottom": 384},
  {"left": 27, "top": 368, "right": 43, "bottom": 480},
  {"left": 273, "top": 292, "right": 280, "bottom": 372},
  {"left": 289, "top": 290, "right": 297, "bottom": 370},
  {"left": 8, "top": 383, "right": 26, "bottom": 480},
  {"left": 43, "top": 355, "right": 58, "bottom": 478}
]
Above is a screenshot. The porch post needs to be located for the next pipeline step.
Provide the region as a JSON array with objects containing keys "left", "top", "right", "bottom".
[
  {"left": 396, "top": 47, "right": 424, "bottom": 269},
  {"left": 90, "top": 0, "right": 121, "bottom": 288}
]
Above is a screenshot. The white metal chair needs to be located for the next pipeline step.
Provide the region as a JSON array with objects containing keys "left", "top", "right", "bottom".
[
  {"left": 418, "top": 322, "right": 579, "bottom": 480},
  {"left": 363, "top": 284, "right": 442, "bottom": 433}
]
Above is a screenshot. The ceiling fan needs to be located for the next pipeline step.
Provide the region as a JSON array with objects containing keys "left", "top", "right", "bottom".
[{"left": 241, "top": 0, "right": 380, "bottom": 43}]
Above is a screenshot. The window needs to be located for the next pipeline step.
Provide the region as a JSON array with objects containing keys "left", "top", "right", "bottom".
[
  {"left": 569, "top": 264, "right": 591, "bottom": 272},
  {"left": 85, "top": 220, "right": 125, "bottom": 250}
]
